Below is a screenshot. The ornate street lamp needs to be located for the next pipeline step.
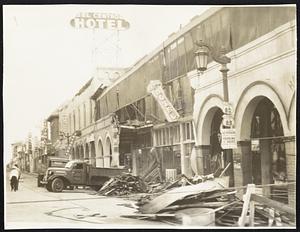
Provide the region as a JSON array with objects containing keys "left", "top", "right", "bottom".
[
  {"left": 194, "top": 40, "right": 231, "bottom": 101},
  {"left": 194, "top": 40, "right": 234, "bottom": 186}
]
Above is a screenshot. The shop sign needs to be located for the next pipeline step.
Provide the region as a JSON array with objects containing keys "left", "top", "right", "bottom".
[
  {"left": 251, "top": 139, "right": 260, "bottom": 151},
  {"left": 70, "top": 12, "right": 130, "bottom": 30},
  {"left": 147, "top": 80, "right": 180, "bottom": 122},
  {"left": 220, "top": 128, "right": 237, "bottom": 149}
]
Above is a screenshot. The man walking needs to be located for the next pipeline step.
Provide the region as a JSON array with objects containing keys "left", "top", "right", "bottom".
[{"left": 9, "top": 164, "right": 21, "bottom": 191}]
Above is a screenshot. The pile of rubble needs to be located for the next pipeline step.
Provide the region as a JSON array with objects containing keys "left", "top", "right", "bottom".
[{"left": 97, "top": 173, "right": 148, "bottom": 196}]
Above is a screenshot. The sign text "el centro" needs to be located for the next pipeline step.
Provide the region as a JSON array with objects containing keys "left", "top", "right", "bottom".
[{"left": 70, "top": 12, "right": 130, "bottom": 30}]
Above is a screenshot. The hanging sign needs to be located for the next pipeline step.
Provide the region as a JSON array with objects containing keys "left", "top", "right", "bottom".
[
  {"left": 70, "top": 12, "right": 130, "bottom": 30},
  {"left": 147, "top": 80, "right": 180, "bottom": 122},
  {"left": 251, "top": 139, "right": 260, "bottom": 151},
  {"left": 222, "top": 114, "right": 234, "bottom": 128},
  {"left": 223, "top": 102, "right": 233, "bottom": 115},
  {"left": 220, "top": 128, "right": 237, "bottom": 149}
]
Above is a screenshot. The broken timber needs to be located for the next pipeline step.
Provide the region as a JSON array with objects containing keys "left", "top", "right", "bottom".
[{"left": 139, "top": 176, "right": 229, "bottom": 214}]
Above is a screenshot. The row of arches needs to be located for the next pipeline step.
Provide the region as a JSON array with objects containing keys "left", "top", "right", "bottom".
[
  {"left": 197, "top": 82, "right": 294, "bottom": 146},
  {"left": 195, "top": 82, "right": 295, "bottom": 204},
  {"left": 70, "top": 136, "right": 113, "bottom": 168}
]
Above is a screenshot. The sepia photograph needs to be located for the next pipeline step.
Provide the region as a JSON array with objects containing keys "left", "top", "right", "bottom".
[{"left": 3, "top": 4, "right": 297, "bottom": 229}]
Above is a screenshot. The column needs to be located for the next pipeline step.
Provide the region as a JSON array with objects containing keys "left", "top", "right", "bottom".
[
  {"left": 236, "top": 140, "right": 251, "bottom": 197},
  {"left": 180, "top": 123, "right": 189, "bottom": 175},
  {"left": 195, "top": 145, "right": 211, "bottom": 175},
  {"left": 284, "top": 137, "right": 296, "bottom": 208},
  {"left": 237, "top": 140, "right": 252, "bottom": 185},
  {"left": 260, "top": 139, "right": 272, "bottom": 197}
]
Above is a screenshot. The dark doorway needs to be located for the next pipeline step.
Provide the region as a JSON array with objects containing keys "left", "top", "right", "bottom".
[
  {"left": 210, "top": 108, "right": 223, "bottom": 174},
  {"left": 250, "top": 97, "right": 287, "bottom": 202}
]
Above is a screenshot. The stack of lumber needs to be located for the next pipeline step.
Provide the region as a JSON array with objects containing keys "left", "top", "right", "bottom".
[{"left": 98, "top": 173, "right": 148, "bottom": 196}]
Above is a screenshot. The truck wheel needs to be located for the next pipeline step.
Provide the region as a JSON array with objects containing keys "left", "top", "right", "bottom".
[
  {"left": 52, "top": 178, "right": 64, "bottom": 193},
  {"left": 46, "top": 182, "right": 53, "bottom": 192}
]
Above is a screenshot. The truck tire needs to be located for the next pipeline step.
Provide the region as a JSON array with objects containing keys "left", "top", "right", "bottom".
[
  {"left": 46, "top": 182, "right": 53, "bottom": 192},
  {"left": 52, "top": 178, "right": 64, "bottom": 192}
]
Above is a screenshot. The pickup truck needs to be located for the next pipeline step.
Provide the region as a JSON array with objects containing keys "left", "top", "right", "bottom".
[
  {"left": 37, "top": 157, "right": 69, "bottom": 187},
  {"left": 41, "top": 160, "right": 127, "bottom": 192}
]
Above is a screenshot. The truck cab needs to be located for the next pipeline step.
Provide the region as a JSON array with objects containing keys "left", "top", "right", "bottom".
[{"left": 37, "top": 157, "right": 69, "bottom": 187}]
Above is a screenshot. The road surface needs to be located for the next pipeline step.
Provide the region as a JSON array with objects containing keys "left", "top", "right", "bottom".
[{"left": 5, "top": 172, "right": 171, "bottom": 229}]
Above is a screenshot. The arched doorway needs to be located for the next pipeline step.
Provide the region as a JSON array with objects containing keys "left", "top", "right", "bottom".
[
  {"left": 249, "top": 97, "right": 287, "bottom": 200},
  {"left": 104, "top": 137, "right": 112, "bottom": 168},
  {"left": 90, "top": 141, "right": 96, "bottom": 167},
  {"left": 96, "top": 140, "right": 104, "bottom": 167}
]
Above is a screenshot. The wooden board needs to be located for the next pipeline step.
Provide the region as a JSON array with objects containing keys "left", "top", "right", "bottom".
[{"left": 139, "top": 177, "right": 229, "bottom": 214}]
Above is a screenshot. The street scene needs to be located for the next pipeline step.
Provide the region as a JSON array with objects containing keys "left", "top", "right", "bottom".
[{"left": 4, "top": 4, "right": 296, "bottom": 229}]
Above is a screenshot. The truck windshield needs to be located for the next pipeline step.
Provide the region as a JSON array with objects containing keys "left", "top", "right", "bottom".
[{"left": 65, "top": 161, "right": 74, "bottom": 169}]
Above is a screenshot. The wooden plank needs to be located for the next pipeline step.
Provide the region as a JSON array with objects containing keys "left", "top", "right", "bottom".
[
  {"left": 139, "top": 177, "right": 229, "bottom": 214},
  {"left": 219, "top": 162, "right": 231, "bottom": 177},
  {"left": 249, "top": 200, "right": 255, "bottom": 227},
  {"left": 162, "top": 201, "right": 228, "bottom": 211},
  {"left": 238, "top": 184, "right": 255, "bottom": 227},
  {"left": 250, "top": 194, "right": 295, "bottom": 216}
]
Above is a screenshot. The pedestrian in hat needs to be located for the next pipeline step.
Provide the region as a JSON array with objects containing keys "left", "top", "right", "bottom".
[{"left": 9, "top": 164, "right": 21, "bottom": 191}]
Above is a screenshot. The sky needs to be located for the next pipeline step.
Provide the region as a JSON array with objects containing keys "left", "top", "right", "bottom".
[{"left": 3, "top": 4, "right": 209, "bottom": 164}]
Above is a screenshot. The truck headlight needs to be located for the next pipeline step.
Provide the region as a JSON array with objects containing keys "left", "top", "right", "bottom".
[{"left": 48, "top": 170, "right": 54, "bottom": 176}]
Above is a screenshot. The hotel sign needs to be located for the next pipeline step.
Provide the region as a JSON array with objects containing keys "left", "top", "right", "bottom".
[
  {"left": 147, "top": 80, "right": 180, "bottom": 122},
  {"left": 70, "top": 12, "right": 130, "bottom": 30}
]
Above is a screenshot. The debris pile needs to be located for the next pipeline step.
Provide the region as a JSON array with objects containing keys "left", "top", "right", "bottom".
[
  {"left": 98, "top": 173, "right": 148, "bottom": 196},
  {"left": 122, "top": 176, "right": 235, "bottom": 226}
]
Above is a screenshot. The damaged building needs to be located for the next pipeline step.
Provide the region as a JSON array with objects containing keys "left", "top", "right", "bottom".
[{"left": 45, "top": 6, "right": 296, "bottom": 209}]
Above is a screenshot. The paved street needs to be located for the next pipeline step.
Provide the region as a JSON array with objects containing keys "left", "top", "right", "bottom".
[{"left": 5, "top": 172, "right": 170, "bottom": 229}]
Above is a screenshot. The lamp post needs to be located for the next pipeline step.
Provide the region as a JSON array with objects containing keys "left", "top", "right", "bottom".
[{"left": 194, "top": 40, "right": 234, "bottom": 186}]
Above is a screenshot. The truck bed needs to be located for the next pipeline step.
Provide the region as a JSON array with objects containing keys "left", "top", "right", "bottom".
[
  {"left": 89, "top": 167, "right": 126, "bottom": 176},
  {"left": 89, "top": 167, "right": 127, "bottom": 186}
]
